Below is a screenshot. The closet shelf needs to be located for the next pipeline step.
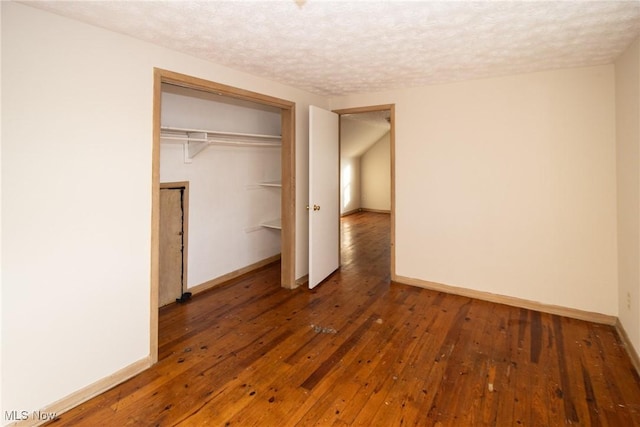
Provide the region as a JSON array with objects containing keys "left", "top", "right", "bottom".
[
  {"left": 259, "top": 180, "right": 282, "bottom": 187},
  {"left": 260, "top": 218, "right": 282, "bottom": 230},
  {"left": 160, "top": 126, "right": 281, "bottom": 162}
]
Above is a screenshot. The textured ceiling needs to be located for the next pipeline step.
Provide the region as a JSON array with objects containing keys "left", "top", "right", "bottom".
[{"left": 25, "top": 1, "right": 640, "bottom": 96}]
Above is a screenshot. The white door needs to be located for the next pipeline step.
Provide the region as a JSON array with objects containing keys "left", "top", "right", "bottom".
[{"left": 309, "top": 106, "right": 340, "bottom": 288}]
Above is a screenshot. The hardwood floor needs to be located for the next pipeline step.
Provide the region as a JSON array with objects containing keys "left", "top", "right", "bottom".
[{"left": 49, "top": 212, "right": 640, "bottom": 426}]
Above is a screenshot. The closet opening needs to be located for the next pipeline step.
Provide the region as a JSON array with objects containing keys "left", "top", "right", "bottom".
[{"left": 151, "top": 69, "right": 296, "bottom": 363}]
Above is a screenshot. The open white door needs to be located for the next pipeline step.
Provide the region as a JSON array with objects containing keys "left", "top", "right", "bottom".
[{"left": 309, "top": 106, "right": 340, "bottom": 288}]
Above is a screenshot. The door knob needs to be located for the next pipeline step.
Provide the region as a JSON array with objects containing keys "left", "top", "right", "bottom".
[{"left": 313, "top": 204, "right": 320, "bottom": 211}]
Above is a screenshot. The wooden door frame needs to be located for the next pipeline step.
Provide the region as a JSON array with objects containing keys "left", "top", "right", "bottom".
[
  {"left": 160, "top": 182, "right": 189, "bottom": 304},
  {"left": 333, "top": 104, "right": 396, "bottom": 281},
  {"left": 151, "top": 68, "right": 296, "bottom": 362}
]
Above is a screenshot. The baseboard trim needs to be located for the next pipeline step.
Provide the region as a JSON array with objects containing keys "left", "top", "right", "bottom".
[
  {"left": 341, "top": 208, "right": 391, "bottom": 217},
  {"left": 188, "top": 254, "right": 282, "bottom": 296},
  {"left": 8, "top": 356, "right": 152, "bottom": 426},
  {"left": 393, "top": 275, "right": 617, "bottom": 325},
  {"left": 361, "top": 208, "right": 390, "bottom": 214},
  {"left": 615, "top": 319, "right": 640, "bottom": 375},
  {"left": 296, "top": 274, "right": 309, "bottom": 288},
  {"left": 340, "top": 209, "right": 360, "bottom": 217}
]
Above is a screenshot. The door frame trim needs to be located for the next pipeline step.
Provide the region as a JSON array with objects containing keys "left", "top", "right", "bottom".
[
  {"left": 333, "top": 104, "right": 396, "bottom": 281},
  {"left": 151, "top": 68, "right": 296, "bottom": 362},
  {"left": 160, "top": 182, "right": 189, "bottom": 304}
]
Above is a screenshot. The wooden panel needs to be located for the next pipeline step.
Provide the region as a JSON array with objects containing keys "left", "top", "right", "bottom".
[
  {"left": 280, "top": 105, "right": 296, "bottom": 289},
  {"left": 159, "top": 188, "right": 183, "bottom": 306},
  {"left": 45, "top": 212, "right": 640, "bottom": 426}
]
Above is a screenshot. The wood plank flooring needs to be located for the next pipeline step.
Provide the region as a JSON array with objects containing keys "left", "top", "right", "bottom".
[{"left": 48, "top": 212, "right": 640, "bottom": 426}]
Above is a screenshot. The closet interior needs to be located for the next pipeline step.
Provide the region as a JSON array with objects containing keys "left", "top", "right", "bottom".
[{"left": 159, "top": 83, "right": 282, "bottom": 298}]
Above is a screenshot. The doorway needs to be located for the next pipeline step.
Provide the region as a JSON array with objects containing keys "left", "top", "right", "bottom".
[
  {"left": 151, "top": 68, "right": 297, "bottom": 363},
  {"left": 334, "top": 105, "right": 396, "bottom": 280}
]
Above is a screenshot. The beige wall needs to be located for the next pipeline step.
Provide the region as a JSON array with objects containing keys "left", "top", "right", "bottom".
[
  {"left": 332, "top": 65, "right": 618, "bottom": 316},
  {"left": 361, "top": 132, "right": 391, "bottom": 211},
  {"left": 616, "top": 36, "right": 640, "bottom": 353},
  {"left": 1, "top": 2, "right": 326, "bottom": 421}
]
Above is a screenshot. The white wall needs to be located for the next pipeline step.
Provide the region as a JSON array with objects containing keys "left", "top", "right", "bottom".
[
  {"left": 340, "top": 156, "right": 361, "bottom": 214},
  {"left": 160, "top": 86, "right": 282, "bottom": 287},
  {"left": 361, "top": 132, "right": 390, "bottom": 211},
  {"left": 332, "top": 65, "right": 619, "bottom": 316},
  {"left": 1, "top": 2, "right": 326, "bottom": 422},
  {"left": 616, "top": 36, "right": 640, "bottom": 354}
]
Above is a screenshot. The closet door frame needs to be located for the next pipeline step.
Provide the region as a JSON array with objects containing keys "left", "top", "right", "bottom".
[{"left": 150, "top": 68, "right": 296, "bottom": 363}]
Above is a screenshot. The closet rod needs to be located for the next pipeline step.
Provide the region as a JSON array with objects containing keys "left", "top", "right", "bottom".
[
  {"left": 161, "top": 136, "right": 282, "bottom": 147},
  {"left": 160, "top": 135, "right": 279, "bottom": 147},
  {"left": 206, "top": 139, "right": 280, "bottom": 148}
]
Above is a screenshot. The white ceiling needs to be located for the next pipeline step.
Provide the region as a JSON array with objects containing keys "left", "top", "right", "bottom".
[{"left": 25, "top": 0, "right": 640, "bottom": 97}]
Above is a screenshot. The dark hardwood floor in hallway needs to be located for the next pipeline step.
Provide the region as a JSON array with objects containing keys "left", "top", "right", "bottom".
[{"left": 49, "top": 212, "right": 640, "bottom": 426}]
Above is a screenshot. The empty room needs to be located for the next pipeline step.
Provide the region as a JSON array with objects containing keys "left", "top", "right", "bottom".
[{"left": 2, "top": 1, "right": 640, "bottom": 426}]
